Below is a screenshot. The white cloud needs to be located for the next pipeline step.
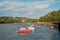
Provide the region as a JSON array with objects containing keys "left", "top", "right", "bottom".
[
  {"left": 45, "top": 0, "right": 56, "bottom": 1},
  {"left": 3, "top": 0, "right": 57, "bottom": 1},
  {"left": 0, "top": 1, "right": 50, "bottom": 18},
  {"left": 1, "top": 2, "right": 49, "bottom": 11}
]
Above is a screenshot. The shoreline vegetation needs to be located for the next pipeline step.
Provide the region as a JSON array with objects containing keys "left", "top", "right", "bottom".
[{"left": 0, "top": 10, "right": 60, "bottom": 29}]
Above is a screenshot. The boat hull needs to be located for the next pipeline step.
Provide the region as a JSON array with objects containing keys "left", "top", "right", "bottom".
[{"left": 17, "top": 30, "right": 32, "bottom": 33}]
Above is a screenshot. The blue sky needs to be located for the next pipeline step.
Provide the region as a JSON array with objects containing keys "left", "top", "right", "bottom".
[{"left": 0, "top": 0, "right": 60, "bottom": 19}]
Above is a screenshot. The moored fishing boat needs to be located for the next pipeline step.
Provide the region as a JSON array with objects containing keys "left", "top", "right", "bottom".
[{"left": 17, "top": 25, "right": 34, "bottom": 33}]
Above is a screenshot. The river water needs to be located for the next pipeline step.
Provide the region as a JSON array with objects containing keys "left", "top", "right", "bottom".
[{"left": 0, "top": 24, "right": 60, "bottom": 40}]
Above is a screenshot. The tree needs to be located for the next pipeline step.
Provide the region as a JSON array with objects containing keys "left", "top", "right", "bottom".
[{"left": 39, "top": 10, "right": 60, "bottom": 22}]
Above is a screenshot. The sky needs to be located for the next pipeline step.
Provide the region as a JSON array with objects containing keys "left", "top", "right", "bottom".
[{"left": 0, "top": 0, "right": 60, "bottom": 19}]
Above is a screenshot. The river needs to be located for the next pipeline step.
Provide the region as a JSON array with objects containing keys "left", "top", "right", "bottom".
[{"left": 0, "top": 24, "right": 60, "bottom": 40}]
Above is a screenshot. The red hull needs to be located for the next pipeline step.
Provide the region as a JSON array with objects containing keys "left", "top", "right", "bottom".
[{"left": 17, "top": 30, "right": 32, "bottom": 33}]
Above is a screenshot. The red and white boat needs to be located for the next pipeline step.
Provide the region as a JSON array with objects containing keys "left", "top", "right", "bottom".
[{"left": 17, "top": 25, "right": 34, "bottom": 33}]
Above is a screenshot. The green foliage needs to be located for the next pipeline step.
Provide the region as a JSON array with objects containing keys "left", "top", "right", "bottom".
[
  {"left": 0, "top": 16, "right": 38, "bottom": 23},
  {"left": 39, "top": 10, "right": 60, "bottom": 22},
  {"left": 0, "top": 10, "right": 60, "bottom": 23}
]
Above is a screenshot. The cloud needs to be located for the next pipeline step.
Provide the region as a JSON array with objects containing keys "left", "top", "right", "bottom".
[
  {"left": 45, "top": 0, "right": 55, "bottom": 1},
  {"left": 0, "top": 1, "right": 50, "bottom": 18},
  {"left": 3, "top": 0, "right": 59, "bottom": 2},
  {"left": 45, "top": 0, "right": 60, "bottom": 2}
]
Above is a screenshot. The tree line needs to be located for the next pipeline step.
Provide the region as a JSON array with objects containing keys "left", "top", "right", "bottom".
[
  {"left": 0, "top": 16, "right": 38, "bottom": 23},
  {"left": 0, "top": 10, "right": 60, "bottom": 24},
  {"left": 39, "top": 10, "right": 60, "bottom": 22}
]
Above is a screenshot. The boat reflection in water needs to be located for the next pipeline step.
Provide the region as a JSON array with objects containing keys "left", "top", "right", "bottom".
[{"left": 17, "top": 32, "right": 29, "bottom": 35}]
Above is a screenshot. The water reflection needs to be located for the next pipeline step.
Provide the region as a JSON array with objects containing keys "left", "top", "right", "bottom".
[
  {"left": 0, "top": 24, "right": 59, "bottom": 40},
  {"left": 16, "top": 25, "right": 59, "bottom": 40},
  {"left": 17, "top": 33, "right": 30, "bottom": 35}
]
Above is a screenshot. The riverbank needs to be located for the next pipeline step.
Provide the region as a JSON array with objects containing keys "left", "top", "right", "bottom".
[
  {"left": 37, "top": 22, "right": 58, "bottom": 29},
  {"left": 21, "top": 22, "right": 58, "bottom": 28},
  {"left": 0, "top": 22, "right": 58, "bottom": 29}
]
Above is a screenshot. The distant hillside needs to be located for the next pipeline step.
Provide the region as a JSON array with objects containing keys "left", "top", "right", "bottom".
[
  {"left": 39, "top": 10, "right": 60, "bottom": 22},
  {"left": 0, "top": 16, "right": 38, "bottom": 23},
  {"left": 0, "top": 10, "right": 60, "bottom": 24}
]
